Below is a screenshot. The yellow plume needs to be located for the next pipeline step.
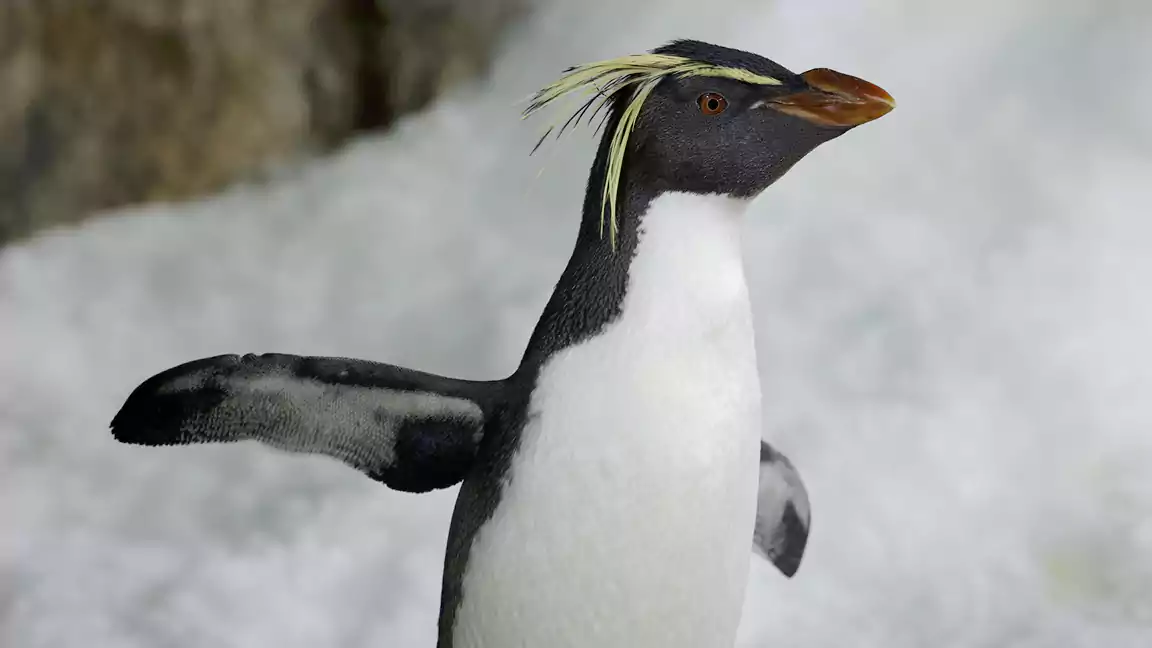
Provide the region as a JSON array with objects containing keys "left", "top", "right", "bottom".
[{"left": 523, "top": 53, "right": 782, "bottom": 249}]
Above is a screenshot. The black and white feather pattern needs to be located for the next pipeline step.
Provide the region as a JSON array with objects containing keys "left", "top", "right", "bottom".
[
  {"left": 113, "top": 354, "right": 811, "bottom": 572},
  {"left": 754, "top": 441, "right": 811, "bottom": 577},
  {"left": 111, "top": 353, "right": 498, "bottom": 493}
]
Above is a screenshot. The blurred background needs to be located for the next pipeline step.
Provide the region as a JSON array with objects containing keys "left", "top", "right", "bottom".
[{"left": 2, "top": 0, "right": 1151, "bottom": 646}]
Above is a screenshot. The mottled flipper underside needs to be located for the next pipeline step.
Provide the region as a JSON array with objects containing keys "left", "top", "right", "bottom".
[
  {"left": 755, "top": 441, "right": 812, "bottom": 577},
  {"left": 111, "top": 353, "right": 500, "bottom": 493}
]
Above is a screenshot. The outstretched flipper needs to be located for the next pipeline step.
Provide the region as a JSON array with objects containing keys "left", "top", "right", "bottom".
[
  {"left": 754, "top": 441, "right": 812, "bottom": 577},
  {"left": 111, "top": 353, "right": 502, "bottom": 493}
]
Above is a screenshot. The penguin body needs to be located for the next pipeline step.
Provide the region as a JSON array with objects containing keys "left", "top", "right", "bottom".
[
  {"left": 110, "top": 40, "right": 894, "bottom": 647},
  {"left": 451, "top": 193, "right": 759, "bottom": 648}
]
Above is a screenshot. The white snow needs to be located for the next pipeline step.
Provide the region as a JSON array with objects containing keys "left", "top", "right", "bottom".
[{"left": 3, "top": 0, "right": 1151, "bottom": 646}]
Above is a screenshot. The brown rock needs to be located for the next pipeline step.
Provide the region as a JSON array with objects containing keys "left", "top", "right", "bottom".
[{"left": 0, "top": 0, "right": 525, "bottom": 244}]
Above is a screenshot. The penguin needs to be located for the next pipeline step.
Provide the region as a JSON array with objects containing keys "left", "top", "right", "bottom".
[{"left": 111, "top": 40, "right": 894, "bottom": 648}]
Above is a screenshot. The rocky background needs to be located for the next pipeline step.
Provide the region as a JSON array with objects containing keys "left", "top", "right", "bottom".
[{"left": 0, "top": 0, "right": 525, "bottom": 244}]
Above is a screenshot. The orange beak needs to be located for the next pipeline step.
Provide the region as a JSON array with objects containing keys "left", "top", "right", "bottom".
[{"left": 768, "top": 68, "right": 895, "bottom": 128}]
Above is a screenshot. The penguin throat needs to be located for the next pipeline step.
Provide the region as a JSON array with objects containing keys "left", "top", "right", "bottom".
[
  {"left": 617, "top": 191, "right": 752, "bottom": 325},
  {"left": 518, "top": 185, "right": 751, "bottom": 372}
]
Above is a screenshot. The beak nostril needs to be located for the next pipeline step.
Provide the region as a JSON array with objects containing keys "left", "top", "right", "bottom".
[{"left": 802, "top": 68, "right": 895, "bottom": 107}]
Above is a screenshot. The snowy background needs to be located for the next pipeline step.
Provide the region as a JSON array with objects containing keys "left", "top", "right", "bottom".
[{"left": 4, "top": 0, "right": 1152, "bottom": 646}]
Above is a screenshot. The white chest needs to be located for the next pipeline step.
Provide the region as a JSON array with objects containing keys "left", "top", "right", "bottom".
[{"left": 454, "top": 193, "right": 762, "bottom": 648}]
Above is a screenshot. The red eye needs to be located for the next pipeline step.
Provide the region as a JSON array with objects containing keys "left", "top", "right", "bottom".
[{"left": 698, "top": 92, "right": 728, "bottom": 115}]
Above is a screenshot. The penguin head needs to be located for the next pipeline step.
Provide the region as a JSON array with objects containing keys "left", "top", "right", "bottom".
[
  {"left": 627, "top": 40, "right": 895, "bottom": 200},
  {"left": 526, "top": 40, "right": 895, "bottom": 246}
]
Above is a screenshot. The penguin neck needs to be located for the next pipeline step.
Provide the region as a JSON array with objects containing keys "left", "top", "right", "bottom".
[{"left": 518, "top": 128, "right": 752, "bottom": 373}]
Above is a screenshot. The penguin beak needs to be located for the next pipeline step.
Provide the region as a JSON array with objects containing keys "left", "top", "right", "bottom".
[{"left": 767, "top": 68, "right": 895, "bottom": 128}]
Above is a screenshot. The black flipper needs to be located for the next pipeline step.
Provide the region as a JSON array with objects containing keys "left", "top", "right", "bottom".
[
  {"left": 754, "top": 441, "right": 812, "bottom": 577},
  {"left": 110, "top": 353, "right": 502, "bottom": 493}
]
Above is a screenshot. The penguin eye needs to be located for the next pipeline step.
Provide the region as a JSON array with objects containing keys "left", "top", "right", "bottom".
[{"left": 698, "top": 92, "right": 728, "bottom": 115}]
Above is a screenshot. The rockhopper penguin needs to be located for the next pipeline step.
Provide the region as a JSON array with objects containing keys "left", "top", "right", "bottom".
[{"left": 111, "top": 40, "right": 894, "bottom": 648}]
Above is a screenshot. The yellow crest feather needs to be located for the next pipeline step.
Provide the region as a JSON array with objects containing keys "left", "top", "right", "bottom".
[{"left": 523, "top": 53, "right": 782, "bottom": 249}]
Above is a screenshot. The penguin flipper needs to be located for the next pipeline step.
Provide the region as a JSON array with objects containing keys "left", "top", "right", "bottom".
[
  {"left": 754, "top": 441, "right": 811, "bottom": 577},
  {"left": 111, "top": 353, "right": 500, "bottom": 493}
]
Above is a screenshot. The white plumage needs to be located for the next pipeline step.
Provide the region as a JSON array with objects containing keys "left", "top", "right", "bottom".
[{"left": 453, "top": 193, "right": 762, "bottom": 647}]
